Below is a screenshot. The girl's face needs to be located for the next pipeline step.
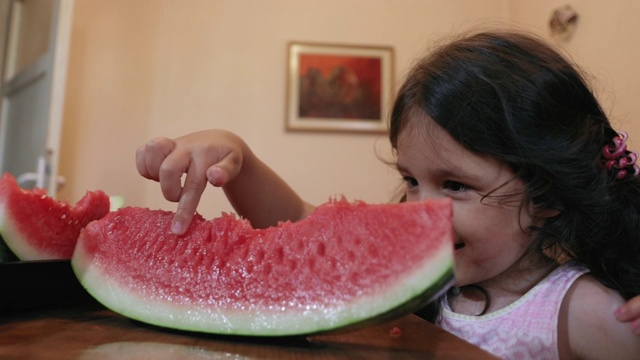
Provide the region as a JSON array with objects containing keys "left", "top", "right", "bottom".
[{"left": 396, "top": 114, "right": 539, "bottom": 289}]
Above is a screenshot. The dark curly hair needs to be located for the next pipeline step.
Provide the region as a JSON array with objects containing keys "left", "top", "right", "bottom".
[{"left": 389, "top": 30, "right": 640, "bottom": 321}]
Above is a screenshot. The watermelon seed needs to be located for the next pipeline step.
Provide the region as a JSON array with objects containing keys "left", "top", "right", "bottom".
[
  {"left": 61, "top": 214, "right": 67, "bottom": 219},
  {"left": 316, "top": 242, "right": 326, "bottom": 257}
]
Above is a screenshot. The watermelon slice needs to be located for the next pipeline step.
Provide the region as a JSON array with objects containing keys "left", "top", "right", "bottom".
[
  {"left": 0, "top": 172, "right": 111, "bottom": 261},
  {"left": 72, "top": 198, "right": 454, "bottom": 336}
]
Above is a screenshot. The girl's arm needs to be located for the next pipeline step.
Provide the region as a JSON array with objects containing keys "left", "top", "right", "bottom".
[
  {"left": 562, "top": 276, "right": 640, "bottom": 358},
  {"left": 136, "top": 129, "right": 315, "bottom": 234},
  {"left": 615, "top": 296, "right": 640, "bottom": 336}
]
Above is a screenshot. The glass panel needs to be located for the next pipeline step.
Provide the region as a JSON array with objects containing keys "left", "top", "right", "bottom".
[{"left": 10, "top": 0, "right": 52, "bottom": 76}]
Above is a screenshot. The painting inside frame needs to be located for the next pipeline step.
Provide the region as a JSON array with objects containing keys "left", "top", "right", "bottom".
[{"left": 286, "top": 42, "right": 394, "bottom": 133}]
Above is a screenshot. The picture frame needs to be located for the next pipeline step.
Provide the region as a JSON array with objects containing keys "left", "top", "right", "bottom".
[{"left": 286, "top": 42, "right": 394, "bottom": 133}]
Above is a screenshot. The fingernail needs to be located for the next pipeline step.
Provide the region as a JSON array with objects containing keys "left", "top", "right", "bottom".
[{"left": 171, "top": 221, "right": 183, "bottom": 235}]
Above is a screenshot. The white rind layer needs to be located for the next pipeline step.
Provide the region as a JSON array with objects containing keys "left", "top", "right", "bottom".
[{"left": 72, "top": 237, "right": 454, "bottom": 336}]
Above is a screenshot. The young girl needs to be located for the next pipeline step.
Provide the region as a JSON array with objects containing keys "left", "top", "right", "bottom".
[{"left": 136, "top": 30, "right": 640, "bottom": 358}]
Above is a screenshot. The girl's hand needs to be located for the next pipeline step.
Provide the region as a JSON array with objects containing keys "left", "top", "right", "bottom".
[
  {"left": 615, "top": 296, "right": 640, "bottom": 336},
  {"left": 136, "top": 129, "right": 245, "bottom": 235}
]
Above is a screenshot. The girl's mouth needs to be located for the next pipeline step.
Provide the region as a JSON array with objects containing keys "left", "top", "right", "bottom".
[{"left": 454, "top": 242, "right": 465, "bottom": 250}]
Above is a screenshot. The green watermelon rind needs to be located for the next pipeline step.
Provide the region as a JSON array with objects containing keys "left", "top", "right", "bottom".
[{"left": 72, "top": 238, "right": 454, "bottom": 336}]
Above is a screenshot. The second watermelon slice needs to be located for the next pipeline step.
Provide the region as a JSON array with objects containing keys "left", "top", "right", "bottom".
[{"left": 0, "top": 172, "right": 110, "bottom": 261}]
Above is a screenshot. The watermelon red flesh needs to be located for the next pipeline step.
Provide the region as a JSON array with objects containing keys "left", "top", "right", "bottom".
[
  {"left": 0, "top": 172, "right": 111, "bottom": 260},
  {"left": 72, "top": 198, "right": 454, "bottom": 336}
]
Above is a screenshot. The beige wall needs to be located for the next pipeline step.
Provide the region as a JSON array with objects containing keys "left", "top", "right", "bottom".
[
  {"left": 508, "top": 0, "right": 640, "bottom": 149},
  {"left": 58, "top": 0, "right": 640, "bottom": 220}
]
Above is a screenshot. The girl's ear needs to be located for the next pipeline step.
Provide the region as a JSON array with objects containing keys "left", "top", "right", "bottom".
[
  {"left": 536, "top": 207, "right": 561, "bottom": 219},
  {"left": 528, "top": 200, "right": 562, "bottom": 219}
]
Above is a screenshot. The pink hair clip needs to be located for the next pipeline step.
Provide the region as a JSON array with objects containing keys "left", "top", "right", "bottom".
[{"left": 601, "top": 131, "right": 640, "bottom": 179}]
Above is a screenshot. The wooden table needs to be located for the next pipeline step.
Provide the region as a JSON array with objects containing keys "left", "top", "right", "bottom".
[
  {"left": 0, "top": 261, "right": 497, "bottom": 359},
  {"left": 0, "top": 307, "right": 496, "bottom": 359}
]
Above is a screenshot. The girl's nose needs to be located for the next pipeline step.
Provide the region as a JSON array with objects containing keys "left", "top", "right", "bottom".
[
  {"left": 405, "top": 188, "right": 447, "bottom": 203},
  {"left": 418, "top": 191, "right": 446, "bottom": 202}
]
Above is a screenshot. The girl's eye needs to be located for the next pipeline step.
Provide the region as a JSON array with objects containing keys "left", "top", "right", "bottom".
[
  {"left": 402, "top": 176, "right": 418, "bottom": 189},
  {"left": 443, "top": 180, "right": 469, "bottom": 192}
]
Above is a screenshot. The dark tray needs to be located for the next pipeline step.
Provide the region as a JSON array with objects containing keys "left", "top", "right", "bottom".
[{"left": 0, "top": 260, "right": 100, "bottom": 314}]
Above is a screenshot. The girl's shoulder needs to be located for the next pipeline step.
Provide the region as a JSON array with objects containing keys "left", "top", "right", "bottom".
[{"left": 560, "top": 274, "right": 640, "bottom": 358}]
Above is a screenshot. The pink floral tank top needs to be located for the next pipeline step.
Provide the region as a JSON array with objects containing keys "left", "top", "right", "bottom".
[{"left": 438, "top": 262, "right": 589, "bottom": 359}]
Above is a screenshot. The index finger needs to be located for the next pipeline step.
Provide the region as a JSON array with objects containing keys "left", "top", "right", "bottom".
[{"left": 170, "top": 167, "right": 207, "bottom": 235}]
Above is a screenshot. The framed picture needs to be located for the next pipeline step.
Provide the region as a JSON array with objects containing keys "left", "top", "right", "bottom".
[{"left": 286, "top": 42, "right": 394, "bottom": 133}]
